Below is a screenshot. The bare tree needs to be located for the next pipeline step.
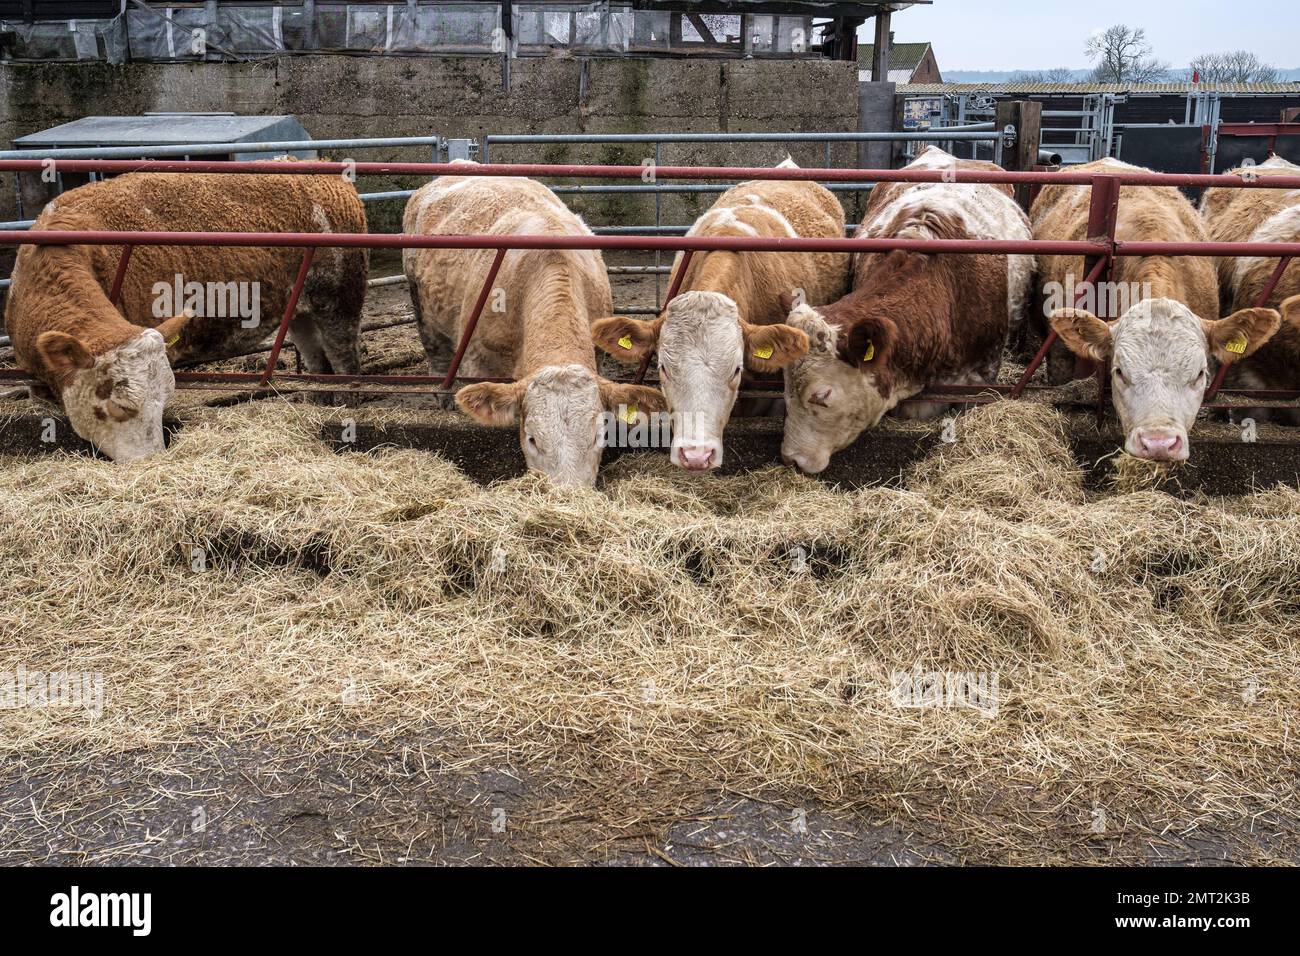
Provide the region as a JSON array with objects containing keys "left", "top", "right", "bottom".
[
  {"left": 1188, "top": 51, "right": 1279, "bottom": 83},
  {"left": 1010, "top": 68, "right": 1079, "bottom": 83},
  {"left": 1085, "top": 25, "right": 1169, "bottom": 83}
]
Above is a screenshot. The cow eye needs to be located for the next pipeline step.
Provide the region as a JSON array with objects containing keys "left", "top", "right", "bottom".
[
  {"left": 732, "top": 365, "right": 742, "bottom": 379},
  {"left": 1113, "top": 366, "right": 1126, "bottom": 383},
  {"left": 1193, "top": 369, "right": 1206, "bottom": 386}
]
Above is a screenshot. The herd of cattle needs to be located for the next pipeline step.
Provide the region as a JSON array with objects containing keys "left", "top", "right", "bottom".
[{"left": 3, "top": 148, "right": 1300, "bottom": 484}]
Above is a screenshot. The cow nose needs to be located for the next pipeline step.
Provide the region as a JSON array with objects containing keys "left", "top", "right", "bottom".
[
  {"left": 677, "top": 444, "right": 717, "bottom": 471},
  {"left": 1136, "top": 429, "right": 1184, "bottom": 460}
]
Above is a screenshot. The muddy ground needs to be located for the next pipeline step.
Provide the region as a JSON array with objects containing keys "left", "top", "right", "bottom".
[{"left": 4, "top": 730, "right": 1294, "bottom": 866}]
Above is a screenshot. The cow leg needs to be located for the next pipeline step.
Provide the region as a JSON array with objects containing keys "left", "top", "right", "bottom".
[
  {"left": 284, "top": 316, "right": 340, "bottom": 405},
  {"left": 287, "top": 315, "right": 330, "bottom": 373}
]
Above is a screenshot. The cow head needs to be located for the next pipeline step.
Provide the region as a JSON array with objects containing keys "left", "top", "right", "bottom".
[
  {"left": 779, "top": 302, "right": 897, "bottom": 474},
  {"left": 591, "top": 291, "right": 807, "bottom": 472},
  {"left": 1050, "top": 298, "right": 1281, "bottom": 462},
  {"left": 455, "top": 363, "right": 666, "bottom": 487},
  {"left": 37, "top": 314, "right": 189, "bottom": 463}
]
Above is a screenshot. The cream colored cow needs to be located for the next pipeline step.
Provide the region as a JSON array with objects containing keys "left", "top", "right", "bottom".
[
  {"left": 403, "top": 165, "right": 665, "bottom": 487},
  {"left": 591, "top": 160, "right": 849, "bottom": 472}
]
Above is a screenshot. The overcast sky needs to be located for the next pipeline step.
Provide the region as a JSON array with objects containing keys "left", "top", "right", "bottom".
[{"left": 873, "top": 0, "right": 1299, "bottom": 70}]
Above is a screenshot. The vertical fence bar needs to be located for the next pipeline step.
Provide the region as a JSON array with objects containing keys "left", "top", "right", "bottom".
[
  {"left": 442, "top": 247, "right": 508, "bottom": 389},
  {"left": 1206, "top": 255, "right": 1293, "bottom": 401},
  {"left": 635, "top": 248, "right": 693, "bottom": 384},
  {"left": 1082, "top": 174, "right": 1122, "bottom": 421},
  {"left": 260, "top": 247, "right": 316, "bottom": 386},
  {"left": 1010, "top": 254, "right": 1108, "bottom": 398},
  {"left": 108, "top": 244, "right": 134, "bottom": 309}
]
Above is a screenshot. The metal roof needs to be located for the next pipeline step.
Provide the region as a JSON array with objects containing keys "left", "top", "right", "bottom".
[
  {"left": 14, "top": 114, "right": 310, "bottom": 148},
  {"left": 899, "top": 81, "right": 1300, "bottom": 95},
  {"left": 12, "top": 115, "right": 315, "bottom": 162},
  {"left": 630, "top": 1, "right": 926, "bottom": 13}
]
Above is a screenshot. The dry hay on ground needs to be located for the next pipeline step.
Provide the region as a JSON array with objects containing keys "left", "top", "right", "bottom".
[{"left": 0, "top": 400, "right": 1296, "bottom": 863}]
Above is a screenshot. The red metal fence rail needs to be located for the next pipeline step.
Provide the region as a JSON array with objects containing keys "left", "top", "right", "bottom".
[{"left": 1, "top": 159, "right": 1298, "bottom": 408}]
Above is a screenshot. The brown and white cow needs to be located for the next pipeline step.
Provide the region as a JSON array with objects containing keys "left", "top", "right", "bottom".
[
  {"left": 590, "top": 159, "right": 849, "bottom": 472},
  {"left": 1201, "top": 156, "right": 1300, "bottom": 423},
  {"left": 403, "top": 164, "right": 665, "bottom": 487},
  {"left": 1036, "top": 157, "right": 1279, "bottom": 460},
  {"left": 779, "top": 147, "right": 1034, "bottom": 474},
  {"left": 4, "top": 170, "right": 367, "bottom": 461}
]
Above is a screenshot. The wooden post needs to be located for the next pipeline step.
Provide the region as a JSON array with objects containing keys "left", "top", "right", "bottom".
[
  {"left": 996, "top": 99, "right": 1042, "bottom": 210},
  {"left": 871, "top": 9, "right": 890, "bottom": 82}
]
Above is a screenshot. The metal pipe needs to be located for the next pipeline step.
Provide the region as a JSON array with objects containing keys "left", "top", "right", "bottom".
[
  {"left": 634, "top": 249, "right": 693, "bottom": 384},
  {"left": 107, "top": 245, "right": 133, "bottom": 308},
  {"left": 484, "top": 128, "right": 996, "bottom": 145},
  {"left": 442, "top": 248, "right": 507, "bottom": 389},
  {"left": 3, "top": 159, "right": 1296, "bottom": 191},
  {"left": 1009, "top": 255, "right": 1110, "bottom": 398},
  {"left": 6, "top": 228, "right": 1300, "bottom": 259},
  {"left": 1205, "top": 255, "right": 1294, "bottom": 401},
  {"left": 260, "top": 248, "right": 315, "bottom": 386}
]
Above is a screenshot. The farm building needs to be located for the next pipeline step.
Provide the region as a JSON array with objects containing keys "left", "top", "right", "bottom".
[
  {"left": 857, "top": 37, "right": 941, "bottom": 83},
  {"left": 0, "top": 0, "right": 1299, "bottom": 883},
  {"left": 899, "top": 79, "right": 1300, "bottom": 169}
]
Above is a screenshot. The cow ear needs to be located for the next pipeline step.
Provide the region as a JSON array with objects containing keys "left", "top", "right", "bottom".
[
  {"left": 778, "top": 289, "right": 807, "bottom": 316},
  {"left": 1050, "top": 308, "right": 1112, "bottom": 361},
  {"left": 742, "top": 322, "right": 809, "bottom": 372},
  {"left": 1203, "top": 307, "right": 1281, "bottom": 364},
  {"left": 591, "top": 316, "right": 661, "bottom": 364},
  {"left": 455, "top": 381, "right": 524, "bottom": 426},
  {"left": 35, "top": 330, "right": 94, "bottom": 383},
  {"left": 1281, "top": 294, "right": 1300, "bottom": 324},
  {"left": 154, "top": 311, "right": 193, "bottom": 363},
  {"left": 598, "top": 380, "right": 668, "bottom": 418},
  {"left": 841, "top": 315, "right": 897, "bottom": 370}
]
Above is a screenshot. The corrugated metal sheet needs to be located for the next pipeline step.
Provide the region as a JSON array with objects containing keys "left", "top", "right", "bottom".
[{"left": 899, "top": 81, "right": 1300, "bottom": 95}]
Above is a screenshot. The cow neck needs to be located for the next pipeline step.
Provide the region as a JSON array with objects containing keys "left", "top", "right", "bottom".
[
  {"left": 14, "top": 244, "right": 141, "bottom": 384},
  {"left": 679, "top": 251, "right": 750, "bottom": 312},
  {"left": 1132, "top": 256, "right": 1190, "bottom": 304},
  {"left": 838, "top": 252, "right": 954, "bottom": 368},
  {"left": 515, "top": 254, "right": 595, "bottom": 378}
]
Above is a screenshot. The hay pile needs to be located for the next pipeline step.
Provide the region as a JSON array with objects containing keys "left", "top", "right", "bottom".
[{"left": 1, "top": 400, "right": 1296, "bottom": 862}]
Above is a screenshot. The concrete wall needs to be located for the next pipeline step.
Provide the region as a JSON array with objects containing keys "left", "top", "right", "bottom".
[{"left": 0, "top": 55, "right": 862, "bottom": 233}]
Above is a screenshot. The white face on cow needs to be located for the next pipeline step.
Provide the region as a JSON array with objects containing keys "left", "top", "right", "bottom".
[
  {"left": 455, "top": 364, "right": 668, "bottom": 488},
  {"left": 518, "top": 365, "right": 606, "bottom": 487},
  {"left": 779, "top": 305, "right": 891, "bottom": 475},
  {"left": 655, "top": 292, "right": 744, "bottom": 471},
  {"left": 1051, "top": 298, "right": 1282, "bottom": 462},
  {"left": 590, "top": 291, "right": 809, "bottom": 473},
  {"left": 45, "top": 328, "right": 175, "bottom": 463}
]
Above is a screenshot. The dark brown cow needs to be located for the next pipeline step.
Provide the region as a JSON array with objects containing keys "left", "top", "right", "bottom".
[{"left": 778, "top": 147, "right": 1033, "bottom": 473}]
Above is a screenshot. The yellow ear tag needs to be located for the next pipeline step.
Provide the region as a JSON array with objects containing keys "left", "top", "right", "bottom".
[
  {"left": 166, "top": 336, "right": 180, "bottom": 348},
  {"left": 862, "top": 340, "right": 875, "bottom": 362},
  {"left": 1225, "top": 331, "right": 1248, "bottom": 355},
  {"left": 623, "top": 402, "right": 639, "bottom": 425},
  {"left": 617, "top": 334, "right": 634, "bottom": 350},
  {"left": 753, "top": 344, "right": 774, "bottom": 360}
]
